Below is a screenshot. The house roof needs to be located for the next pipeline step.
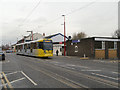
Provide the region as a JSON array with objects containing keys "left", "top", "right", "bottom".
[{"left": 45, "top": 33, "right": 69, "bottom": 39}]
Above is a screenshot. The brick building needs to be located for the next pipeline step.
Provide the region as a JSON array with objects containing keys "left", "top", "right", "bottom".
[{"left": 67, "top": 37, "right": 120, "bottom": 59}]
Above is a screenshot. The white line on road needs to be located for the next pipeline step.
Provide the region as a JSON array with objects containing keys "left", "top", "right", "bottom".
[
  {"left": 5, "top": 71, "right": 20, "bottom": 76},
  {"left": 76, "top": 66, "right": 89, "bottom": 68},
  {"left": 1, "top": 60, "right": 10, "bottom": 64},
  {"left": 66, "top": 64, "right": 88, "bottom": 69},
  {"left": 91, "top": 73, "right": 118, "bottom": 80},
  {"left": 112, "top": 72, "right": 119, "bottom": 74},
  {"left": 81, "top": 70, "right": 101, "bottom": 71},
  {"left": 21, "top": 71, "right": 37, "bottom": 86},
  {"left": 10, "top": 77, "right": 25, "bottom": 84},
  {"left": 60, "top": 65, "right": 75, "bottom": 70},
  {"left": 0, "top": 77, "right": 25, "bottom": 87},
  {"left": 66, "top": 64, "right": 76, "bottom": 67}
]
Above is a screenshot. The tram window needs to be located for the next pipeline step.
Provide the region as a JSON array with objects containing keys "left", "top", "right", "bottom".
[
  {"left": 24, "top": 44, "right": 27, "bottom": 52},
  {"left": 27, "top": 44, "right": 30, "bottom": 49},
  {"left": 19, "top": 45, "right": 20, "bottom": 49},
  {"left": 33, "top": 43, "right": 37, "bottom": 49},
  {"left": 24, "top": 45, "right": 25, "bottom": 49},
  {"left": 30, "top": 43, "right": 33, "bottom": 49},
  {"left": 20, "top": 45, "right": 22, "bottom": 51},
  {"left": 21, "top": 45, "right": 23, "bottom": 49},
  {"left": 43, "top": 42, "right": 53, "bottom": 50},
  {"left": 24, "top": 44, "right": 27, "bottom": 49},
  {"left": 37, "top": 42, "right": 43, "bottom": 49}
]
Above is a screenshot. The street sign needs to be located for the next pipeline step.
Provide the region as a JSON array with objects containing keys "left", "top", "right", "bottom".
[{"left": 72, "top": 40, "right": 80, "bottom": 43}]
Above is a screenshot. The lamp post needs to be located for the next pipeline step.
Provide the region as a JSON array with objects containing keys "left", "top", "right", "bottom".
[
  {"left": 27, "top": 31, "right": 33, "bottom": 41},
  {"left": 62, "top": 15, "right": 66, "bottom": 56}
]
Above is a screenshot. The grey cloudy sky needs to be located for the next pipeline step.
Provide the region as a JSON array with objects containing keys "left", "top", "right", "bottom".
[{"left": 0, "top": 0, "right": 119, "bottom": 45}]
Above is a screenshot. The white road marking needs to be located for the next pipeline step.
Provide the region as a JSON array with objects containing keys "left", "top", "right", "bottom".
[
  {"left": 21, "top": 71, "right": 37, "bottom": 86},
  {"left": 53, "top": 64, "right": 75, "bottom": 70},
  {"left": 0, "top": 77, "right": 25, "bottom": 87},
  {"left": 0, "top": 83, "right": 8, "bottom": 87},
  {"left": 81, "top": 70, "right": 101, "bottom": 71},
  {"left": 1, "top": 60, "right": 10, "bottom": 64},
  {"left": 10, "top": 77, "right": 25, "bottom": 84},
  {"left": 91, "top": 73, "right": 118, "bottom": 80},
  {"left": 66, "top": 64, "right": 88, "bottom": 69},
  {"left": 5, "top": 71, "right": 20, "bottom": 76},
  {"left": 52, "top": 61, "right": 59, "bottom": 64},
  {"left": 60, "top": 65, "right": 75, "bottom": 70},
  {"left": 112, "top": 72, "right": 119, "bottom": 74},
  {"left": 66, "top": 64, "right": 76, "bottom": 67},
  {"left": 76, "top": 66, "right": 89, "bottom": 68}
]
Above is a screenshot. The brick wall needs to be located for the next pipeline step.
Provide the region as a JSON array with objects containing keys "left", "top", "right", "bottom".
[{"left": 67, "top": 38, "right": 94, "bottom": 58}]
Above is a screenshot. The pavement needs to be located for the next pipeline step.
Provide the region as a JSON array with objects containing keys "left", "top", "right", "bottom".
[{"left": 0, "top": 53, "right": 119, "bottom": 89}]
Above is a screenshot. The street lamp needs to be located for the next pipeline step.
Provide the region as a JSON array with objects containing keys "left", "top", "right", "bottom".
[
  {"left": 62, "top": 15, "right": 66, "bottom": 56},
  {"left": 27, "top": 31, "right": 33, "bottom": 41}
]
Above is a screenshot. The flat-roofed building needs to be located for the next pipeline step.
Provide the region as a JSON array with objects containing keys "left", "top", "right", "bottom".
[{"left": 67, "top": 37, "right": 120, "bottom": 59}]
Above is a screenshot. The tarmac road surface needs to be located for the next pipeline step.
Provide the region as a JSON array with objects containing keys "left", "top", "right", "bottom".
[{"left": 0, "top": 53, "right": 119, "bottom": 89}]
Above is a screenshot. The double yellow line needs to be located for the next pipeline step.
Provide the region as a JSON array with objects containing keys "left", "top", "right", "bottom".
[{"left": 0, "top": 72, "right": 13, "bottom": 90}]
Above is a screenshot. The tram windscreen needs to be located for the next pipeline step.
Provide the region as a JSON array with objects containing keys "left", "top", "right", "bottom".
[{"left": 43, "top": 42, "right": 53, "bottom": 50}]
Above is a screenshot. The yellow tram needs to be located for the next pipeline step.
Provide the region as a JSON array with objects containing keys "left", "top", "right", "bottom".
[{"left": 16, "top": 39, "right": 53, "bottom": 57}]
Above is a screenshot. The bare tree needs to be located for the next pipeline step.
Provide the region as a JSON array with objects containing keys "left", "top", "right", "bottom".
[
  {"left": 72, "top": 32, "right": 87, "bottom": 40},
  {"left": 114, "top": 29, "right": 120, "bottom": 38},
  {"left": 2, "top": 44, "right": 11, "bottom": 50}
]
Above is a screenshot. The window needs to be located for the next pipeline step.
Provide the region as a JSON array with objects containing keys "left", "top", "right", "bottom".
[
  {"left": 95, "top": 41, "right": 105, "bottom": 49},
  {"left": 32, "top": 43, "right": 37, "bottom": 49},
  {"left": 27, "top": 44, "right": 30, "bottom": 49},
  {"left": 102, "top": 41, "right": 105, "bottom": 49},
  {"left": 24, "top": 44, "right": 27, "bottom": 52},
  {"left": 37, "top": 42, "right": 43, "bottom": 49},
  {"left": 43, "top": 42, "right": 53, "bottom": 50},
  {"left": 108, "top": 42, "right": 114, "bottom": 49},
  {"left": 71, "top": 43, "right": 73, "bottom": 45},
  {"left": 95, "top": 41, "right": 102, "bottom": 49},
  {"left": 114, "top": 42, "right": 117, "bottom": 49},
  {"left": 75, "top": 46, "right": 78, "bottom": 52},
  {"left": 108, "top": 41, "right": 117, "bottom": 49}
]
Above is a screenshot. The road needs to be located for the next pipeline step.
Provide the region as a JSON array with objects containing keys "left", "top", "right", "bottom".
[{"left": 0, "top": 53, "right": 119, "bottom": 89}]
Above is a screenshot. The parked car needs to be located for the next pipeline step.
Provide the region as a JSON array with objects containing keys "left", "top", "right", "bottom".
[
  {"left": 0, "top": 51, "right": 5, "bottom": 61},
  {"left": 6, "top": 50, "right": 13, "bottom": 53}
]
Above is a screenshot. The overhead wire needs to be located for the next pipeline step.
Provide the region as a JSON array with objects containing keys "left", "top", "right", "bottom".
[
  {"left": 18, "top": 0, "right": 42, "bottom": 27},
  {"left": 17, "top": 0, "right": 96, "bottom": 37},
  {"left": 34, "top": 0, "right": 96, "bottom": 29},
  {"left": 66, "top": 1, "right": 96, "bottom": 16},
  {"left": 15, "top": 0, "right": 42, "bottom": 41}
]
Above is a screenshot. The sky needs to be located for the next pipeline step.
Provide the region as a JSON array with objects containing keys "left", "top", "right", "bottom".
[{"left": 0, "top": 0, "right": 119, "bottom": 45}]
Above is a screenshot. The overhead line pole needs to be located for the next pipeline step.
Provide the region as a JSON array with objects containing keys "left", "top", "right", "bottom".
[{"left": 62, "top": 15, "right": 66, "bottom": 56}]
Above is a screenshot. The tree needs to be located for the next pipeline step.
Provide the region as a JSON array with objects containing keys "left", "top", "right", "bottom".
[
  {"left": 114, "top": 29, "right": 120, "bottom": 38},
  {"left": 72, "top": 32, "right": 87, "bottom": 40},
  {"left": 2, "top": 44, "right": 11, "bottom": 50}
]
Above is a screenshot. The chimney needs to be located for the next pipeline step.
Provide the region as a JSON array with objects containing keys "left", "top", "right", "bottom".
[{"left": 43, "top": 33, "right": 45, "bottom": 36}]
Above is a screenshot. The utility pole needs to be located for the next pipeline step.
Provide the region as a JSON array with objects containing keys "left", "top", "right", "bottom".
[{"left": 62, "top": 15, "right": 66, "bottom": 56}]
